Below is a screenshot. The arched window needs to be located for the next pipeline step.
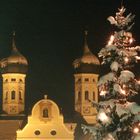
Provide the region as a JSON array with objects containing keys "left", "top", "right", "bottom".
[
  {"left": 85, "top": 78, "right": 89, "bottom": 82},
  {"left": 19, "top": 91, "right": 22, "bottom": 100},
  {"left": 85, "top": 91, "right": 89, "bottom": 100},
  {"left": 19, "top": 79, "right": 23, "bottom": 83},
  {"left": 43, "top": 108, "right": 48, "bottom": 118},
  {"left": 93, "top": 91, "right": 95, "bottom": 100},
  {"left": 78, "top": 91, "right": 81, "bottom": 101},
  {"left": 77, "top": 78, "right": 81, "bottom": 82},
  {"left": 11, "top": 78, "right": 16, "bottom": 82},
  {"left": 11, "top": 91, "right": 16, "bottom": 100}
]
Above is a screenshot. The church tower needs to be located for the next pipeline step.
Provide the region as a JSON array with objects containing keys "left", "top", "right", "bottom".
[
  {"left": 0, "top": 32, "right": 28, "bottom": 115},
  {"left": 73, "top": 31, "right": 100, "bottom": 124}
]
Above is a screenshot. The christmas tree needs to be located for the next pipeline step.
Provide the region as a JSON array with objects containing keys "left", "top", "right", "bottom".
[{"left": 82, "top": 6, "right": 140, "bottom": 140}]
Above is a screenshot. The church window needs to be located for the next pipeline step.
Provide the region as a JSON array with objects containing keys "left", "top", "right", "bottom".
[
  {"left": 77, "top": 78, "right": 81, "bottom": 82},
  {"left": 19, "top": 91, "right": 22, "bottom": 100},
  {"left": 43, "top": 108, "right": 48, "bottom": 118},
  {"left": 85, "top": 91, "right": 89, "bottom": 100},
  {"left": 11, "top": 78, "right": 16, "bottom": 82},
  {"left": 19, "top": 79, "right": 23, "bottom": 83},
  {"left": 85, "top": 78, "right": 89, "bottom": 82},
  {"left": 5, "top": 79, "right": 8, "bottom": 82},
  {"left": 93, "top": 91, "right": 95, "bottom": 100},
  {"left": 10, "top": 106, "right": 16, "bottom": 113},
  {"left": 11, "top": 91, "right": 16, "bottom": 100},
  {"left": 93, "top": 79, "right": 95, "bottom": 82},
  {"left": 78, "top": 91, "right": 81, "bottom": 101},
  {"left": 50, "top": 130, "right": 57, "bottom": 136},
  {"left": 34, "top": 130, "right": 40, "bottom": 135}
]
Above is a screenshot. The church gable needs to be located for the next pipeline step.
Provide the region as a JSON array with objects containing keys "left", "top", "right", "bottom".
[{"left": 16, "top": 95, "right": 74, "bottom": 140}]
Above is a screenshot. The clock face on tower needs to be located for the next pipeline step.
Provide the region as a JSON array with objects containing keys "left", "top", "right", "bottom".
[
  {"left": 10, "top": 106, "right": 17, "bottom": 113},
  {"left": 83, "top": 106, "right": 90, "bottom": 114}
]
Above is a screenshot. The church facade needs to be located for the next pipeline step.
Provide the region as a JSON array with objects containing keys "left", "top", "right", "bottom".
[
  {"left": 0, "top": 31, "right": 100, "bottom": 140},
  {"left": 17, "top": 95, "right": 74, "bottom": 140}
]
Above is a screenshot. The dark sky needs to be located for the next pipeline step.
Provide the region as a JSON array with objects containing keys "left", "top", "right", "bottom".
[{"left": 0, "top": 0, "right": 140, "bottom": 116}]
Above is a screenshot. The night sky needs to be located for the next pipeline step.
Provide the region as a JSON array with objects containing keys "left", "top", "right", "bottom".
[{"left": 0, "top": 0, "right": 140, "bottom": 116}]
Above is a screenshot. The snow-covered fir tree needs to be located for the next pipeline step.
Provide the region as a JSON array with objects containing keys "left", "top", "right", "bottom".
[{"left": 82, "top": 6, "right": 140, "bottom": 140}]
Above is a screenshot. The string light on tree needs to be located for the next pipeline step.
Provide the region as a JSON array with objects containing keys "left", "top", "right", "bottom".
[
  {"left": 132, "top": 122, "right": 140, "bottom": 134},
  {"left": 121, "top": 90, "right": 126, "bottom": 95},
  {"left": 100, "top": 90, "right": 107, "bottom": 96},
  {"left": 135, "top": 56, "right": 140, "bottom": 61},
  {"left": 124, "top": 57, "right": 129, "bottom": 63},
  {"left": 98, "top": 111, "right": 109, "bottom": 123},
  {"left": 137, "top": 80, "right": 140, "bottom": 84},
  {"left": 122, "top": 84, "right": 126, "bottom": 88},
  {"left": 133, "top": 127, "right": 139, "bottom": 134},
  {"left": 129, "top": 38, "right": 133, "bottom": 44},
  {"left": 123, "top": 32, "right": 133, "bottom": 46}
]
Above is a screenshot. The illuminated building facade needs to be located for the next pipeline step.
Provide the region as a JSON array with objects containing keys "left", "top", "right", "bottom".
[
  {"left": 0, "top": 32, "right": 28, "bottom": 115},
  {"left": 73, "top": 31, "right": 100, "bottom": 124},
  {"left": 17, "top": 95, "right": 74, "bottom": 140},
  {"left": 0, "top": 31, "right": 99, "bottom": 139}
]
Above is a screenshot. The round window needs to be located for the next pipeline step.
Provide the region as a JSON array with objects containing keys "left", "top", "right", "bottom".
[
  {"left": 50, "top": 130, "right": 57, "bottom": 136},
  {"left": 34, "top": 130, "right": 40, "bottom": 135}
]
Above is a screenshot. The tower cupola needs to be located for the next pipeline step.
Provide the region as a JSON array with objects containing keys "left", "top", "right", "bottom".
[
  {"left": 73, "top": 31, "right": 100, "bottom": 74},
  {"left": 0, "top": 32, "right": 28, "bottom": 74}
]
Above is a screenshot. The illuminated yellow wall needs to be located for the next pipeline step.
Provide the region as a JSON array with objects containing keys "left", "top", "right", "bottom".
[
  {"left": 2, "top": 73, "right": 26, "bottom": 115},
  {"left": 74, "top": 73, "right": 99, "bottom": 124},
  {"left": 16, "top": 97, "right": 74, "bottom": 140}
]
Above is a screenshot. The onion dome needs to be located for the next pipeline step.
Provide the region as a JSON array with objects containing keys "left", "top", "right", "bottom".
[
  {"left": 0, "top": 32, "right": 28, "bottom": 74},
  {"left": 73, "top": 31, "right": 100, "bottom": 74}
]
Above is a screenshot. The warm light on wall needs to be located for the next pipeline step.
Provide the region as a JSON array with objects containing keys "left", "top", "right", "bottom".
[{"left": 2, "top": 73, "right": 26, "bottom": 114}]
